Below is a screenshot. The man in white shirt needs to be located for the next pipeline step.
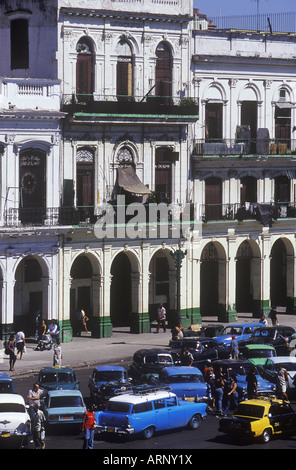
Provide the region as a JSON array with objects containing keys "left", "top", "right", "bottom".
[{"left": 15, "top": 330, "right": 26, "bottom": 360}]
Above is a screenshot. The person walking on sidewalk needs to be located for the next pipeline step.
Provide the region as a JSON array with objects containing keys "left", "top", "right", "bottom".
[
  {"left": 53, "top": 339, "right": 63, "bottom": 367},
  {"left": 156, "top": 303, "right": 166, "bottom": 333},
  {"left": 16, "top": 330, "right": 26, "bottom": 360},
  {"left": 8, "top": 334, "right": 17, "bottom": 371}
]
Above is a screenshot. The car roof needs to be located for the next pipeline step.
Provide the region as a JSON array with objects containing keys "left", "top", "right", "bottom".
[
  {"left": 93, "top": 365, "right": 126, "bottom": 371},
  {"left": 244, "top": 344, "right": 276, "bottom": 350},
  {"left": 162, "top": 366, "right": 202, "bottom": 375},
  {"left": 236, "top": 397, "right": 285, "bottom": 408},
  {"left": 0, "top": 393, "right": 25, "bottom": 404},
  {"left": 0, "top": 373, "right": 13, "bottom": 382},
  {"left": 47, "top": 389, "right": 83, "bottom": 397},
  {"left": 264, "top": 356, "right": 296, "bottom": 363},
  {"left": 223, "top": 322, "right": 262, "bottom": 328},
  {"left": 109, "top": 390, "right": 176, "bottom": 405},
  {"left": 40, "top": 366, "right": 74, "bottom": 373}
]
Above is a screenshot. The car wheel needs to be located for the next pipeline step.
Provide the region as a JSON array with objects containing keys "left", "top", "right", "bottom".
[
  {"left": 261, "top": 428, "right": 272, "bottom": 443},
  {"left": 142, "top": 426, "right": 155, "bottom": 440},
  {"left": 188, "top": 413, "right": 202, "bottom": 430}
]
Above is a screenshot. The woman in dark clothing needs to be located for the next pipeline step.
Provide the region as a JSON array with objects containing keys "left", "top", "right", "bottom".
[{"left": 8, "top": 334, "right": 17, "bottom": 371}]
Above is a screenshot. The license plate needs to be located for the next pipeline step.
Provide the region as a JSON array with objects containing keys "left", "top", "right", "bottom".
[
  {"left": 107, "top": 427, "right": 114, "bottom": 432},
  {"left": 1, "top": 433, "right": 10, "bottom": 438},
  {"left": 61, "top": 416, "right": 72, "bottom": 420}
]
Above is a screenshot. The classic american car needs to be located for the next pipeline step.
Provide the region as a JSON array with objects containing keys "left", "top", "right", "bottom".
[
  {"left": 169, "top": 337, "right": 230, "bottom": 368},
  {"left": 240, "top": 325, "right": 295, "bottom": 356},
  {"left": 158, "top": 366, "right": 211, "bottom": 402},
  {"left": 213, "top": 322, "right": 262, "bottom": 348},
  {"left": 88, "top": 365, "right": 130, "bottom": 405},
  {"left": 219, "top": 396, "right": 296, "bottom": 443},
  {"left": 42, "top": 389, "right": 86, "bottom": 430},
  {"left": 212, "top": 359, "right": 276, "bottom": 400},
  {"left": 0, "top": 373, "right": 15, "bottom": 393},
  {"left": 38, "top": 366, "right": 80, "bottom": 391},
  {"left": 259, "top": 357, "right": 296, "bottom": 393},
  {"left": 239, "top": 344, "right": 277, "bottom": 366},
  {"left": 95, "top": 386, "right": 207, "bottom": 439},
  {"left": 0, "top": 394, "right": 31, "bottom": 448},
  {"left": 128, "top": 349, "right": 175, "bottom": 382}
]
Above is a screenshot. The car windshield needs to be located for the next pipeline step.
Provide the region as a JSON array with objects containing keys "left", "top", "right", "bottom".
[
  {"left": 235, "top": 404, "right": 265, "bottom": 419},
  {"left": 40, "top": 372, "right": 75, "bottom": 383},
  {"left": 145, "top": 355, "right": 173, "bottom": 365},
  {"left": 49, "top": 396, "right": 83, "bottom": 408},
  {"left": 248, "top": 349, "right": 276, "bottom": 358},
  {"left": 276, "top": 363, "right": 296, "bottom": 371},
  {"left": 253, "top": 329, "right": 275, "bottom": 340},
  {"left": 0, "top": 383, "right": 13, "bottom": 393},
  {"left": 221, "top": 327, "right": 243, "bottom": 336},
  {"left": 0, "top": 403, "right": 26, "bottom": 413},
  {"left": 225, "top": 363, "right": 253, "bottom": 376},
  {"left": 168, "top": 374, "right": 204, "bottom": 383},
  {"left": 106, "top": 402, "right": 131, "bottom": 413},
  {"left": 94, "top": 371, "right": 126, "bottom": 382}
]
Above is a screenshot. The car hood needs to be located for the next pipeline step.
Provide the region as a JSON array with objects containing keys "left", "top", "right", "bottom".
[{"left": 41, "top": 384, "right": 78, "bottom": 391}]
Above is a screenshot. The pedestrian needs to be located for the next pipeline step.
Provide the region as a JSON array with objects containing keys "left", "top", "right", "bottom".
[
  {"left": 276, "top": 365, "right": 289, "bottom": 401},
  {"left": 171, "top": 322, "right": 183, "bottom": 340},
  {"left": 81, "top": 309, "right": 89, "bottom": 334},
  {"left": 269, "top": 307, "right": 279, "bottom": 326},
  {"left": 8, "top": 334, "right": 17, "bottom": 371},
  {"left": 214, "top": 367, "right": 225, "bottom": 416},
  {"left": 15, "top": 330, "right": 26, "bottom": 360},
  {"left": 259, "top": 314, "right": 268, "bottom": 326},
  {"left": 53, "top": 338, "right": 63, "bottom": 367},
  {"left": 31, "top": 403, "right": 46, "bottom": 449},
  {"left": 74, "top": 309, "right": 83, "bottom": 336},
  {"left": 38, "top": 320, "right": 47, "bottom": 340},
  {"left": 245, "top": 366, "right": 258, "bottom": 399},
  {"left": 229, "top": 335, "right": 239, "bottom": 359},
  {"left": 181, "top": 347, "right": 194, "bottom": 366},
  {"left": 204, "top": 366, "right": 215, "bottom": 409},
  {"left": 27, "top": 383, "right": 45, "bottom": 418},
  {"left": 48, "top": 319, "right": 60, "bottom": 343},
  {"left": 156, "top": 302, "right": 166, "bottom": 333},
  {"left": 223, "top": 375, "right": 238, "bottom": 416},
  {"left": 82, "top": 404, "right": 97, "bottom": 449}
]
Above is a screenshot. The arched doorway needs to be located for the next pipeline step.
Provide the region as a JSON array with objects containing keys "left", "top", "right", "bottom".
[
  {"left": 149, "top": 249, "right": 172, "bottom": 324},
  {"left": 110, "top": 252, "right": 132, "bottom": 327},
  {"left": 14, "top": 256, "right": 46, "bottom": 336},
  {"left": 270, "top": 238, "right": 294, "bottom": 311},
  {"left": 236, "top": 241, "right": 253, "bottom": 313},
  {"left": 200, "top": 242, "right": 226, "bottom": 317},
  {"left": 70, "top": 254, "right": 94, "bottom": 333}
]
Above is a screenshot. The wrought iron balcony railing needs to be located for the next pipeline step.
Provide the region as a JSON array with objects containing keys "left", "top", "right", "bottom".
[
  {"left": 62, "top": 94, "right": 199, "bottom": 118},
  {"left": 200, "top": 202, "right": 296, "bottom": 223},
  {"left": 193, "top": 138, "right": 296, "bottom": 157}
]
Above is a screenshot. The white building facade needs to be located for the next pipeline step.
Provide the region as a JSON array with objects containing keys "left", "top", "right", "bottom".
[{"left": 1, "top": 0, "right": 296, "bottom": 341}]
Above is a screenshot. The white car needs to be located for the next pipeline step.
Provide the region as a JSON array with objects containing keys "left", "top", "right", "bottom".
[
  {"left": 0, "top": 394, "right": 31, "bottom": 448},
  {"left": 263, "top": 357, "right": 296, "bottom": 389}
]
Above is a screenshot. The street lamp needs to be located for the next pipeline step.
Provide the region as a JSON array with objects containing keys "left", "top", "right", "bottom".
[{"left": 170, "top": 245, "right": 187, "bottom": 323}]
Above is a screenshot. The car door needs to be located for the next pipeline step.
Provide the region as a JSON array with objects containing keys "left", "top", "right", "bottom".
[
  {"left": 166, "top": 396, "right": 185, "bottom": 429},
  {"left": 153, "top": 398, "right": 169, "bottom": 431},
  {"left": 269, "top": 403, "right": 296, "bottom": 435}
]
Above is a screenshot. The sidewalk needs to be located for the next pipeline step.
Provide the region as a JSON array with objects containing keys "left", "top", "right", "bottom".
[{"left": 2, "top": 312, "right": 296, "bottom": 377}]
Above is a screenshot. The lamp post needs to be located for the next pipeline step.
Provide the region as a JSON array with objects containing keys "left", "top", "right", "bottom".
[{"left": 170, "top": 246, "right": 187, "bottom": 323}]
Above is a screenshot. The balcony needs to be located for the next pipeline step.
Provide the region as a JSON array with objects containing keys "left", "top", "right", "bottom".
[
  {"left": 0, "top": 78, "right": 61, "bottom": 112},
  {"left": 193, "top": 138, "right": 296, "bottom": 157},
  {"left": 199, "top": 202, "right": 296, "bottom": 224},
  {"left": 62, "top": 94, "right": 199, "bottom": 122}
]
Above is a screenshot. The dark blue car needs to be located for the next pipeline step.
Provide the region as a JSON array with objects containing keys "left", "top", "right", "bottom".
[
  {"left": 0, "top": 373, "right": 14, "bottom": 393},
  {"left": 158, "top": 366, "right": 211, "bottom": 402},
  {"left": 89, "top": 365, "right": 129, "bottom": 405}
]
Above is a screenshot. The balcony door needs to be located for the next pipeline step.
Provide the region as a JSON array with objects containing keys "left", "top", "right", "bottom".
[
  {"left": 76, "top": 149, "right": 94, "bottom": 222},
  {"left": 19, "top": 150, "right": 46, "bottom": 224},
  {"left": 76, "top": 38, "right": 94, "bottom": 102},
  {"left": 205, "top": 103, "right": 223, "bottom": 141},
  {"left": 205, "top": 177, "right": 222, "bottom": 221},
  {"left": 155, "top": 42, "right": 172, "bottom": 105},
  {"left": 116, "top": 40, "right": 133, "bottom": 101}
]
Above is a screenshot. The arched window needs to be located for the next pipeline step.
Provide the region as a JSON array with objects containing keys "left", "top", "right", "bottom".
[
  {"left": 116, "top": 40, "right": 133, "bottom": 101},
  {"left": 76, "top": 37, "right": 94, "bottom": 102},
  {"left": 155, "top": 42, "right": 172, "bottom": 105}
]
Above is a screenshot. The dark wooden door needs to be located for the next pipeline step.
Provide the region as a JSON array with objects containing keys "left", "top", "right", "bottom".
[
  {"left": 205, "top": 177, "right": 222, "bottom": 221},
  {"left": 19, "top": 150, "right": 46, "bottom": 224},
  {"left": 155, "top": 43, "right": 172, "bottom": 105},
  {"left": 205, "top": 103, "right": 223, "bottom": 140},
  {"left": 117, "top": 60, "right": 132, "bottom": 100},
  {"left": 76, "top": 162, "right": 94, "bottom": 221},
  {"left": 76, "top": 54, "right": 92, "bottom": 101}
]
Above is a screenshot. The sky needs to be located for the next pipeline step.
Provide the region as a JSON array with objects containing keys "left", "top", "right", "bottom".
[{"left": 194, "top": 0, "right": 296, "bottom": 18}]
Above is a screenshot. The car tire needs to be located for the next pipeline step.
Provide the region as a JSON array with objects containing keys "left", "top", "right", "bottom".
[
  {"left": 142, "top": 426, "right": 155, "bottom": 440},
  {"left": 188, "top": 413, "right": 202, "bottom": 430},
  {"left": 261, "top": 428, "right": 272, "bottom": 443}
]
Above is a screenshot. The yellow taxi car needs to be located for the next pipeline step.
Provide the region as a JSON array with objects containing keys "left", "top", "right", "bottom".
[{"left": 219, "top": 396, "right": 296, "bottom": 443}]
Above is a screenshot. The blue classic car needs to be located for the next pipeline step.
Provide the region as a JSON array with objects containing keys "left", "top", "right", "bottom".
[
  {"left": 89, "top": 365, "right": 130, "bottom": 405},
  {"left": 213, "top": 322, "right": 262, "bottom": 347},
  {"left": 42, "top": 390, "right": 86, "bottom": 430},
  {"left": 38, "top": 367, "right": 80, "bottom": 392},
  {"left": 0, "top": 373, "right": 14, "bottom": 393},
  {"left": 158, "top": 366, "right": 211, "bottom": 402},
  {"left": 95, "top": 386, "right": 207, "bottom": 439},
  {"left": 212, "top": 359, "right": 276, "bottom": 400}
]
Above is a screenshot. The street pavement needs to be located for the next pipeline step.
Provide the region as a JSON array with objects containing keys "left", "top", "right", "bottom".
[{"left": 2, "top": 312, "right": 296, "bottom": 377}]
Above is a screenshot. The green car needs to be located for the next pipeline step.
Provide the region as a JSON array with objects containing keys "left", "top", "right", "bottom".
[{"left": 239, "top": 344, "right": 277, "bottom": 366}]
